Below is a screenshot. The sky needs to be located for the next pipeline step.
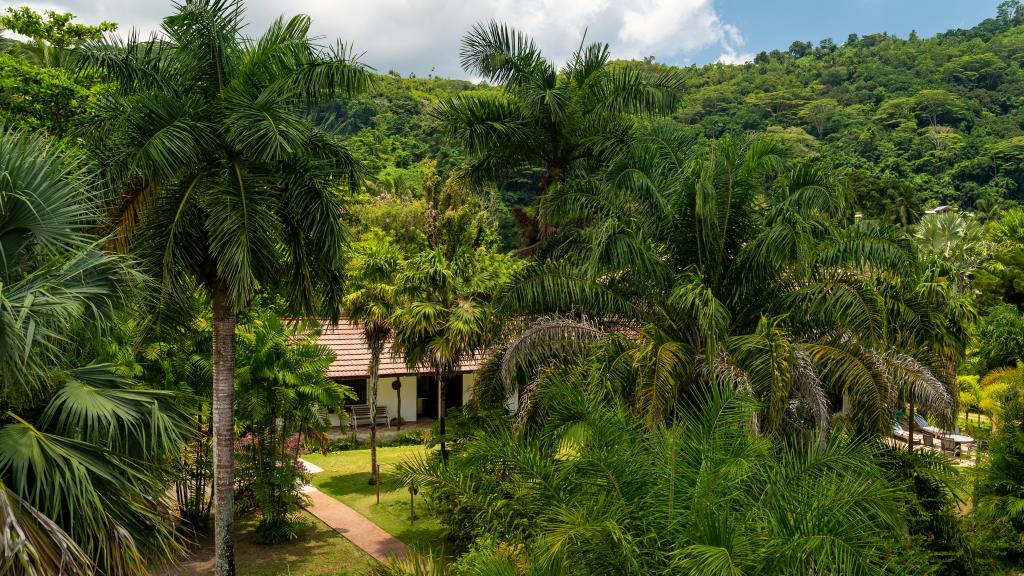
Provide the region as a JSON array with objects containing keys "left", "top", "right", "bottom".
[{"left": 6, "top": 0, "right": 1005, "bottom": 77}]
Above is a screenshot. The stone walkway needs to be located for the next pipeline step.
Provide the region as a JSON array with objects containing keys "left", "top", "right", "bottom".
[{"left": 299, "top": 460, "right": 407, "bottom": 564}]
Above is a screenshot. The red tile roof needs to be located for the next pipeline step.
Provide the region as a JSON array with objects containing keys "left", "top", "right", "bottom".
[{"left": 315, "top": 320, "right": 483, "bottom": 379}]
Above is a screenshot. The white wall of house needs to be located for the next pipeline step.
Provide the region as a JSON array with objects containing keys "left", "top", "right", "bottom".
[
  {"left": 462, "top": 373, "right": 476, "bottom": 403},
  {"left": 375, "top": 375, "right": 418, "bottom": 424},
  {"left": 331, "top": 373, "right": 490, "bottom": 430}
]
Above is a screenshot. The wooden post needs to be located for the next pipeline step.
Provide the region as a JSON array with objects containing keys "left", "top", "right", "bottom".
[
  {"left": 375, "top": 464, "right": 381, "bottom": 504},
  {"left": 392, "top": 378, "right": 403, "bottom": 432},
  {"left": 908, "top": 400, "right": 915, "bottom": 453},
  {"left": 409, "top": 486, "right": 416, "bottom": 521}
]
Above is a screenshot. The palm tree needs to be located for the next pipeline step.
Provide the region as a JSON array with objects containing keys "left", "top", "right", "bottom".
[
  {"left": 234, "top": 309, "right": 350, "bottom": 538},
  {"left": 398, "top": 381, "right": 905, "bottom": 574},
  {"left": 390, "top": 174, "right": 516, "bottom": 462},
  {"left": 432, "top": 21, "right": 681, "bottom": 250},
  {"left": 391, "top": 249, "right": 496, "bottom": 462},
  {"left": 76, "top": 2, "right": 373, "bottom": 572},
  {"left": 914, "top": 211, "right": 986, "bottom": 284},
  {"left": 491, "top": 124, "right": 967, "bottom": 436},
  {"left": 344, "top": 233, "right": 406, "bottom": 482},
  {"left": 0, "top": 127, "right": 189, "bottom": 575},
  {"left": 973, "top": 196, "right": 1004, "bottom": 224}
]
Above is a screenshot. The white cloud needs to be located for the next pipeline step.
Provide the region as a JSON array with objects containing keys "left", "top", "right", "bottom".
[
  {"left": 716, "top": 22, "right": 755, "bottom": 64},
  {"left": 17, "top": 0, "right": 748, "bottom": 76}
]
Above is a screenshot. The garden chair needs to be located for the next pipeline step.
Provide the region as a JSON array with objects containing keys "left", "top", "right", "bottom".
[{"left": 922, "top": 431, "right": 935, "bottom": 449}]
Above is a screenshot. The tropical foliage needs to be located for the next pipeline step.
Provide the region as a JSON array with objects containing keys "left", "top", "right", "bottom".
[
  {"left": 3, "top": 0, "right": 1024, "bottom": 574},
  {"left": 234, "top": 308, "right": 351, "bottom": 542},
  {"left": 390, "top": 172, "right": 519, "bottom": 461},
  {"left": 0, "top": 6, "right": 115, "bottom": 68},
  {"left": 487, "top": 124, "right": 970, "bottom": 437},
  {"left": 0, "top": 127, "right": 188, "bottom": 576},
  {"left": 431, "top": 21, "right": 683, "bottom": 249},
  {"left": 400, "top": 383, "right": 916, "bottom": 575},
  {"left": 74, "top": 0, "right": 373, "bottom": 572},
  {"left": 973, "top": 393, "right": 1024, "bottom": 564}
]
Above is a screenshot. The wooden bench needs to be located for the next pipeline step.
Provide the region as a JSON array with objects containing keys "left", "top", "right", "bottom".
[{"left": 348, "top": 404, "right": 391, "bottom": 431}]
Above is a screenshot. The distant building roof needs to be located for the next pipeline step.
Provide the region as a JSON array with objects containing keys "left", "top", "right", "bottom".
[{"left": 315, "top": 320, "right": 483, "bottom": 379}]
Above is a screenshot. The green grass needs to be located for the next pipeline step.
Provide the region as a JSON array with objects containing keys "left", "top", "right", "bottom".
[
  {"left": 957, "top": 412, "right": 993, "bottom": 433},
  {"left": 169, "top": 509, "right": 375, "bottom": 576},
  {"left": 303, "top": 445, "right": 448, "bottom": 557}
]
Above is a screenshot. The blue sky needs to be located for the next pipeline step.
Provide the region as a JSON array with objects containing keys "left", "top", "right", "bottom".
[
  {"left": 684, "top": 0, "right": 1004, "bottom": 65},
  {"left": 26, "top": 0, "right": 1007, "bottom": 77}
]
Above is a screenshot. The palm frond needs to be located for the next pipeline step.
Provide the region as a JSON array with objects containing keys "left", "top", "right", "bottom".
[{"left": 460, "top": 21, "right": 545, "bottom": 85}]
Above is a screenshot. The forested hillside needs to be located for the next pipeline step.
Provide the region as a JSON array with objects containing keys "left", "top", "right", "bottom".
[
  {"left": 324, "top": 3, "right": 1024, "bottom": 232},
  {"left": 673, "top": 5, "right": 1024, "bottom": 220},
  {"left": 5, "top": 3, "right": 1022, "bottom": 233}
]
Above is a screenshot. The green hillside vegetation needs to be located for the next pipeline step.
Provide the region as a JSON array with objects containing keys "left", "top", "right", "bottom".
[
  {"left": 672, "top": 5, "right": 1024, "bottom": 220},
  {"left": 316, "top": 2, "right": 1024, "bottom": 237}
]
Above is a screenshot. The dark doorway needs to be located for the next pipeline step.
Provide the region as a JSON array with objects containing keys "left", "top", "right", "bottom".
[
  {"left": 339, "top": 379, "right": 367, "bottom": 404},
  {"left": 416, "top": 376, "right": 436, "bottom": 418},
  {"left": 416, "top": 374, "right": 464, "bottom": 418},
  {"left": 444, "top": 375, "right": 463, "bottom": 413}
]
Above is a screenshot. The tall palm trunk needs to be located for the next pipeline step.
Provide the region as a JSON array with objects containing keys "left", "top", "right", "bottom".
[
  {"left": 212, "top": 283, "right": 236, "bottom": 576},
  {"left": 516, "top": 163, "right": 564, "bottom": 253},
  {"left": 368, "top": 345, "right": 381, "bottom": 483},
  {"left": 437, "top": 368, "right": 448, "bottom": 463}
]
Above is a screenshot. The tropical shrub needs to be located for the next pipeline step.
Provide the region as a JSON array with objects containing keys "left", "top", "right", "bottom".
[
  {"left": 233, "top": 308, "right": 351, "bottom": 542},
  {"left": 0, "top": 127, "right": 189, "bottom": 575},
  {"left": 0, "top": 53, "right": 90, "bottom": 133},
  {"left": 399, "top": 379, "right": 911, "bottom": 574},
  {"left": 878, "top": 449, "right": 976, "bottom": 575},
  {"left": 972, "top": 393, "right": 1024, "bottom": 566},
  {"left": 381, "top": 430, "right": 431, "bottom": 448}
]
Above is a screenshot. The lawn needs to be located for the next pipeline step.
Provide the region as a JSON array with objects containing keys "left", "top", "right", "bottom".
[
  {"left": 303, "top": 445, "right": 448, "bottom": 557},
  {"left": 958, "top": 412, "right": 993, "bottom": 433},
  {"left": 168, "top": 509, "right": 375, "bottom": 576}
]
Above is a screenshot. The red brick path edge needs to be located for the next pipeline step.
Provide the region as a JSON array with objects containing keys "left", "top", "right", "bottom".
[{"left": 300, "top": 482, "right": 407, "bottom": 564}]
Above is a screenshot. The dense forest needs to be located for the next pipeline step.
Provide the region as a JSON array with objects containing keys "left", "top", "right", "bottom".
[
  {"left": 2, "top": 2, "right": 1024, "bottom": 576},
  {"left": 317, "top": 4, "right": 1024, "bottom": 243},
  {"left": 6, "top": 2, "right": 1024, "bottom": 238}
]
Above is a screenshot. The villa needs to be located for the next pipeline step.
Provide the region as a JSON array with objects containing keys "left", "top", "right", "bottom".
[{"left": 315, "top": 320, "right": 484, "bottom": 427}]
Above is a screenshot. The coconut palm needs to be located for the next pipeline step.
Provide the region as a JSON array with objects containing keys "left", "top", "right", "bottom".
[
  {"left": 491, "top": 124, "right": 968, "bottom": 435},
  {"left": 76, "top": 1, "right": 373, "bottom": 571},
  {"left": 432, "top": 21, "right": 682, "bottom": 250},
  {"left": 0, "top": 127, "right": 189, "bottom": 575},
  {"left": 345, "top": 232, "right": 406, "bottom": 481}
]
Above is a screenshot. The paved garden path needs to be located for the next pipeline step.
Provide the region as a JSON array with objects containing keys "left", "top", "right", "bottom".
[{"left": 299, "top": 459, "right": 407, "bottom": 563}]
